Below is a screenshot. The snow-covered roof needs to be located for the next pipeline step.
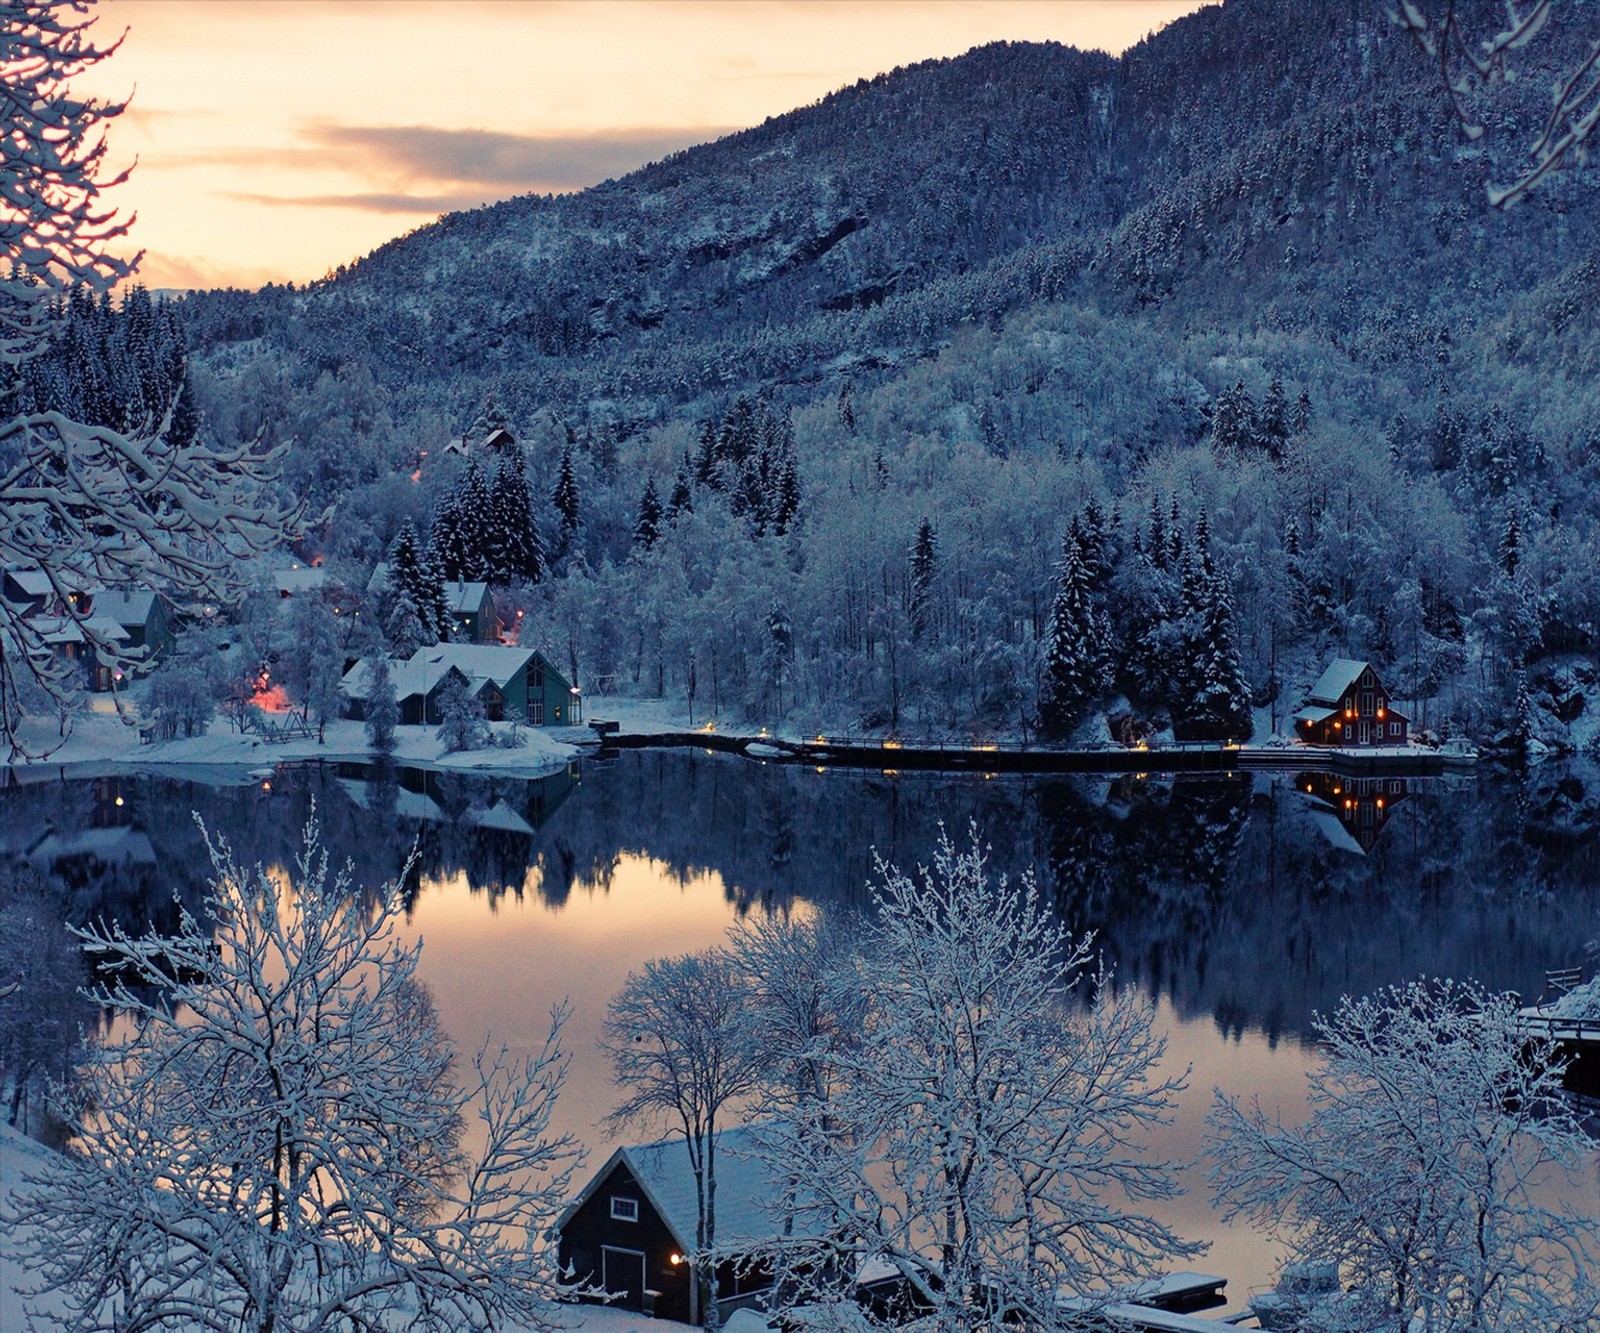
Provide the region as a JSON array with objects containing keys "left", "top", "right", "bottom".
[
  {"left": 32, "top": 614, "right": 130, "bottom": 646},
  {"left": 459, "top": 799, "right": 535, "bottom": 836},
  {"left": 30, "top": 827, "right": 157, "bottom": 866},
  {"left": 274, "top": 567, "right": 327, "bottom": 596},
  {"left": 411, "top": 644, "right": 536, "bottom": 689},
  {"left": 1305, "top": 659, "right": 1369, "bottom": 705},
  {"left": 341, "top": 655, "right": 465, "bottom": 704},
  {"left": 1293, "top": 705, "right": 1338, "bottom": 726},
  {"left": 445, "top": 580, "right": 491, "bottom": 613},
  {"left": 6, "top": 569, "right": 54, "bottom": 598},
  {"left": 367, "top": 562, "right": 391, "bottom": 595},
  {"left": 91, "top": 590, "right": 159, "bottom": 626},
  {"left": 557, "top": 1125, "right": 814, "bottom": 1252}
]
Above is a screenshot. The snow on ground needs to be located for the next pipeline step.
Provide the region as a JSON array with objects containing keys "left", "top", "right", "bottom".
[
  {"left": 1, "top": 1122, "right": 688, "bottom": 1333},
  {"left": 4, "top": 715, "right": 581, "bottom": 781}
]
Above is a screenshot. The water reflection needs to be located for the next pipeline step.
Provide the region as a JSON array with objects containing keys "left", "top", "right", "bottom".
[{"left": 7, "top": 753, "right": 1600, "bottom": 1311}]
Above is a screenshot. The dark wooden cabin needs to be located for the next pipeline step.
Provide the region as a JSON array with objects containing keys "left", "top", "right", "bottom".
[
  {"left": 555, "top": 1127, "right": 801, "bottom": 1325},
  {"left": 1294, "top": 659, "right": 1410, "bottom": 747},
  {"left": 1296, "top": 772, "right": 1411, "bottom": 855}
]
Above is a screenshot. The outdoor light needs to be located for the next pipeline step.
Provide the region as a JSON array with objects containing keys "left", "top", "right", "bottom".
[
  {"left": 670, "top": 1253, "right": 684, "bottom": 1266},
  {"left": 114, "top": 796, "right": 124, "bottom": 807}
]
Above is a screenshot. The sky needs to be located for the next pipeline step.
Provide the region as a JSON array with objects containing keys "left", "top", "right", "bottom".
[{"left": 77, "top": 1, "right": 1213, "bottom": 292}]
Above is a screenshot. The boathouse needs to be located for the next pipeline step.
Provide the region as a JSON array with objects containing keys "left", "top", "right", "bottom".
[
  {"left": 555, "top": 1126, "right": 802, "bottom": 1325},
  {"left": 1294, "top": 659, "right": 1409, "bottom": 747}
]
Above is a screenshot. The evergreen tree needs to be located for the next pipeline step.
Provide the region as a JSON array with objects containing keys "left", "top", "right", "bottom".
[
  {"left": 1288, "top": 386, "right": 1313, "bottom": 437},
  {"left": 1499, "top": 507, "right": 1521, "bottom": 578},
  {"left": 429, "top": 490, "right": 468, "bottom": 582},
  {"left": 487, "top": 459, "right": 544, "bottom": 583},
  {"left": 1039, "top": 537, "right": 1106, "bottom": 740},
  {"left": 457, "top": 458, "right": 493, "bottom": 581},
  {"left": 384, "top": 520, "right": 441, "bottom": 650},
  {"left": 552, "top": 444, "right": 581, "bottom": 550},
  {"left": 1209, "top": 379, "right": 1257, "bottom": 455},
  {"left": 634, "top": 475, "right": 663, "bottom": 552},
  {"left": 908, "top": 518, "right": 937, "bottom": 642},
  {"left": 1173, "top": 543, "right": 1251, "bottom": 741},
  {"left": 668, "top": 454, "right": 694, "bottom": 523},
  {"left": 1259, "top": 376, "right": 1288, "bottom": 459},
  {"left": 837, "top": 377, "right": 856, "bottom": 435}
]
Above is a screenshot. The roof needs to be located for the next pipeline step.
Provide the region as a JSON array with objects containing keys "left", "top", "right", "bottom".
[
  {"left": 6, "top": 569, "right": 54, "bottom": 598},
  {"left": 1293, "top": 706, "right": 1338, "bottom": 726},
  {"left": 445, "top": 580, "right": 491, "bottom": 613},
  {"left": 274, "top": 567, "right": 327, "bottom": 595},
  {"left": 1305, "top": 808, "right": 1367, "bottom": 856},
  {"left": 1306, "top": 659, "right": 1369, "bottom": 705},
  {"left": 557, "top": 1125, "right": 814, "bottom": 1252},
  {"left": 91, "top": 590, "right": 159, "bottom": 625},
  {"left": 32, "top": 614, "right": 130, "bottom": 646},
  {"left": 342, "top": 644, "right": 540, "bottom": 703}
]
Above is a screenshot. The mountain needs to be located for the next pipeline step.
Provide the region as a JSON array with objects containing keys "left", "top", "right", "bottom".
[{"left": 177, "top": 0, "right": 1600, "bottom": 742}]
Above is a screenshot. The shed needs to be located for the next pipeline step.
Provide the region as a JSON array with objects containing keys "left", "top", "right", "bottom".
[{"left": 555, "top": 1125, "right": 804, "bottom": 1325}]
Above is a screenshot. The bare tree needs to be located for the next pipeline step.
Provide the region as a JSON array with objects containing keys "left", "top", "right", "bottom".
[
  {"left": 744, "top": 826, "right": 1199, "bottom": 1333},
  {"left": 1, "top": 0, "right": 300, "bottom": 757},
  {"left": 1390, "top": 0, "right": 1600, "bottom": 206},
  {"left": 1209, "top": 978, "right": 1600, "bottom": 1333},
  {"left": 602, "top": 948, "right": 764, "bottom": 1329},
  {"left": 3, "top": 810, "right": 582, "bottom": 1332}
]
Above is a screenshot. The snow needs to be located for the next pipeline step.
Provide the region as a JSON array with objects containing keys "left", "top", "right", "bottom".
[{"left": 4, "top": 712, "right": 580, "bottom": 781}]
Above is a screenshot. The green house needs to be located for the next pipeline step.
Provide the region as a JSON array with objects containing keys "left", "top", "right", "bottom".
[{"left": 342, "top": 644, "right": 577, "bottom": 726}]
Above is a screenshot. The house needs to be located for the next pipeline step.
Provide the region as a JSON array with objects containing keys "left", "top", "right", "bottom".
[
  {"left": 273, "top": 566, "right": 328, "bottom": 599},
  {"left": 445, "top": 580, "right": 497, "bottom": 643},
  {"left": 89, "top": 590, "right": 176, "bottom": 662},
  {"left": 555, "top": 1125, "right": 806, "bottom": 1325},
  {"left": 30, "top": 613, "right": 131, "bottom": 691},
  {"left": 1293, "top": 659, "right": 1410, "bottom": 747},
  {"left": 341, "top": 644, "right": 577, "bottom": 726}
]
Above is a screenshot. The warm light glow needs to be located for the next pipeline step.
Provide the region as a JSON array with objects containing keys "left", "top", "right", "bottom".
[
  {"left": 882, "top": 739, "right": 902, "bottom": 750},
  {"left": 670, "top": 1253, "right": 684, "bottom": 1266},
  {"left": 114, "top": 795, "right": 125, "bottom": 807},
  {"left": 251, "top": 683, "right": 292, "bottom": 712}
]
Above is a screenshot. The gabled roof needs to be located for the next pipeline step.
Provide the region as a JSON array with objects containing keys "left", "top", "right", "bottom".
[
  {"left": 556, "top": 1125, "right": 813, "bottom": 1252},
  {"left": 340, "top": 655, "right": 468, "bottom": 704},
  {"left": 412, "top": 643, "right": 536, "bottom": 689},
  {"left": 32, "top": 614, "right": 130, "bottom": 646},
  {"left": 444, "top": 580, "right": 491, "bottom": 613},
  {"left": 1306, "top": 659, "right": 1369, "bottom": 705},
  {"left": 91, "top": 590, "right": 159, "bottom": 626},
  {"left": 1293, "top": 705, "right": 1338, "bottom": 726}
]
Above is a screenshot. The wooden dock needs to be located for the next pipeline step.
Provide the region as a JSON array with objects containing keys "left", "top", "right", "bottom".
[{"left": 595, "top": 726, "right": 1476, "bottom": 778}]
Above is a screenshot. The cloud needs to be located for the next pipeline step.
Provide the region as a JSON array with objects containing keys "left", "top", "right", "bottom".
[
  {"left": 302, "top": 123, "right": 734, "bottom": 190},
  {"left": 222, "top": 189, "right": 497, "bottom": 216}
]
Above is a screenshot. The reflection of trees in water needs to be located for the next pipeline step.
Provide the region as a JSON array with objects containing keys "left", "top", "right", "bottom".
[{"left": 7, "top": 754, "right": 1600, "bottom": 1043}]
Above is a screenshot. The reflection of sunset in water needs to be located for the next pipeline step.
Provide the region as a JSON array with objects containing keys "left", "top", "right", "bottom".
[
  {"left": 403, "top": 852, "right": 812, "bottom": 1154},
  {"left": 399, "top": 849, "right": 1317, "bottom": 1312}
]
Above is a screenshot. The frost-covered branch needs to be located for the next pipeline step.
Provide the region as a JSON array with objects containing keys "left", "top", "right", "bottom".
[
  {"left": 0, "top": 809, "right": 580, "bottom": 1332},
  {"left": 1389, "top": 0, "right": 1600, "bottom": 207}
]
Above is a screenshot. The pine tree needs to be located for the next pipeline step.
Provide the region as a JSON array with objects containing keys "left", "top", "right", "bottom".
[
  {"left": 552, "top": 445, "right": 580, "bottom": 551},
  {"left": 1289, "top": 386, "right": 1313, "bottom": 437},
  {"left": 1209, "top": 379, "right": 1256, "bottom": 455},
  {"left": 365, "top": 654, "right": 399, "bottom": 752},
  {"left": 1499, "top": 507, "right": 1522, "bottom": 578},
  {"left": 384, "top": 588, "right": 429, "bottom": 659},
  {"left": 385, "top": 520, "right": 440, "bottom": 650},
  {"left": 487, "top": 459, "right": 544, "bottom": 583},
  {"left": 837, "top": 377, "right": 856, "bottom": 435},
  {"left": 1039, "top": 537, "right": 1106, "bottom": 740},
  {"left": 1173, "top": 544, "right": 1251, "bottom": 742},
  {"left": 429, "top": 490, "right": 468, "bottom": 582},
  {"left": 634, "top": 475, "right": 663, "bottom": 551},
  {"left": 457, "top": 458, "right": 493, "bottom": 581},
  {"left": 1260, "top": 376, "right": 1288, "bottom": 459},
  {"left": 908, "top": 518, "right": 937, "bottom": 642},
  {"left": 668, "top": 453, "right": 694, "bottom": 523}
]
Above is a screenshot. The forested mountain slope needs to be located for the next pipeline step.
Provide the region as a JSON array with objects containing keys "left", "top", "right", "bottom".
[{"left": 174, "top": 0, "right": 1600, "bottom": 745}]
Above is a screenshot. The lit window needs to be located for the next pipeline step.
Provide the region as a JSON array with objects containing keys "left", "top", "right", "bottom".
[
  {"left": 1344, "top": 724, "right": 1352, "bottom": 740},
  {"left": 610, "top": 1196, "right": 639, "bottom": 1222}
]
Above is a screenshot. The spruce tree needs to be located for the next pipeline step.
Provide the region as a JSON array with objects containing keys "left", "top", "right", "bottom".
[
  {"left": 1039, "top": 537, "right": 1106, "bottom": 741},
  {"left": 552, "top": 445, "right": 581, "bottom": 551},
  {"left": 457, "top": 458, "right": 493, "bottom": 581},
  {"left": 429, "top": 490, "right": 467, "bottom": 582},
  {"left": 908, "top": 518, "right": 937, "bottom": 642},
  {"left": 365, "top": 654, "right": 398, "bottom": 752},
  {"left": 634, "top": 475, "right": 664, "bottom": 552},
  {"left": 385, "top": 520, "right": 440, "bottom": 648},
  {"left": 668, "top": 453, "right": 694, "bottom": 523},
  {"left": 487, "top": 459, "right": 544, "bottom": 583}
]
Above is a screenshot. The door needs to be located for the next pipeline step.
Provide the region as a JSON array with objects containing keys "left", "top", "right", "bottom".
[
  {"left": 601, "top": 1246, "right": 646, "bottom": 1310},
  {"left": 1359, "top": 721, "right": 1370, "bottom": 745}
]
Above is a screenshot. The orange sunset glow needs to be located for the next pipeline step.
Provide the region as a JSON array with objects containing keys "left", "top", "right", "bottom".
[{"left": 78, "top": 0, "right": 1214, "bottom": 292}]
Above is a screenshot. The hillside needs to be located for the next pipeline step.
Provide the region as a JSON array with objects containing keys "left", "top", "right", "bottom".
[{"left": 167, "top": 0, "right": 1600, "bottom": 746}]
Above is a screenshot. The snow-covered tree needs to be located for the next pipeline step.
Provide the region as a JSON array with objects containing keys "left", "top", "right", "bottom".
[
  {"left": 0, "top": 1, "right": 299, "bottom": 757},
  {"left": 1209, "top": 979, "right": 1600, "bottom": 1333},
  {"left": 365, "top": 652, "right": 398, "bottom": 752},
  {"left": 1039, "top": 535, "right": 1107, "bottom": 739},
  {"left": 383, "top": 519, "right": 442, "bottom": 650},
  {"left": 552, "top": 444, "right": 581, "bottom": 553},
  {"left": 4, "top": 812, "right": 582, "bottom": 1333},
  {"left": 908, "top": 517, "right": 937, "bottom": 642},
  {"left": 603, "top": 949, "right": 764, "bottom": 1330},
  {"left": 487, "top": 458, "right": 544, "bottom": 584},
  {"left": 634, "top": 474, "right": 664, "bottom": 552},
  {"left": 745, "top": 827, "right": 1196, "bottom": 1333},
  {"left": 435, "top": 672, "right": 489, "bottom": 753}
]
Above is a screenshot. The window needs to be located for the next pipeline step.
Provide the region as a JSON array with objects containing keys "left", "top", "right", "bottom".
[
  {"left": 1390, "top": 721, "right": 1401, "bottom": 737},
  {"left": 531, "top": 663, "right": 544, "bottom": 689},
  {"left": 529, "top": 698, "right": 544, "bottom": 725},
  {"left": 610, "top": 1196, "right": 638, "bottom": 1222},
  {"left": 1343, "top": 724, "right": 1352, "bottom": 741},
  {"left": 1360, "top": 692, "right": 1374, "bottom": 716}
]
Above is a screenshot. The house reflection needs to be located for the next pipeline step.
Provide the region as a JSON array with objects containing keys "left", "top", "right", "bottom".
[{"left": 1295, "top": 771, "right": 1410, "bottom": 855}]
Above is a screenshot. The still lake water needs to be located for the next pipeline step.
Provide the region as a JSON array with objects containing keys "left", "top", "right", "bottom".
[{"left": 9, "top": 751, "right": 1600, "bottom": 1311}]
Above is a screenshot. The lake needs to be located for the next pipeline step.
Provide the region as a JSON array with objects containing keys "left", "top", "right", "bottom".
[{"left": 7, "top": 750, "right": 1600, "bottom": 1313}]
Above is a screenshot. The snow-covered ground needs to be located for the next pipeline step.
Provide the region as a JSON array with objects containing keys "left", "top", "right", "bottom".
[
  {"left": 0, "top": 1122, "right": 694, "bottom": 1333},
  {"left": 4, "top": 712, "right": 582, "bottom": 781}
]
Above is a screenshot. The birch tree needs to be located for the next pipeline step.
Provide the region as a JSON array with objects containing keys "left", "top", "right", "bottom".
[
  {"left": 1, "top": 0, "right": 299, "bottom": 755},
  {"left": 602, "top": 949, "right": 764, "bottom": 1329},
  {"left": 745, "top": 826, "right": 1198, "bottom": 1333},
  {"left": 3, "top": 811, "right": 582, "bottom": 1333},
  {"left": 1209, "top": 979, "right": 1600, "bottom": 1333}
]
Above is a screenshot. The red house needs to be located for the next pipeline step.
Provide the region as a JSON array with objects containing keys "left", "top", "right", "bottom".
[{"left": 1294, "top": 659, "right": 1410, "bottom": 747}]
